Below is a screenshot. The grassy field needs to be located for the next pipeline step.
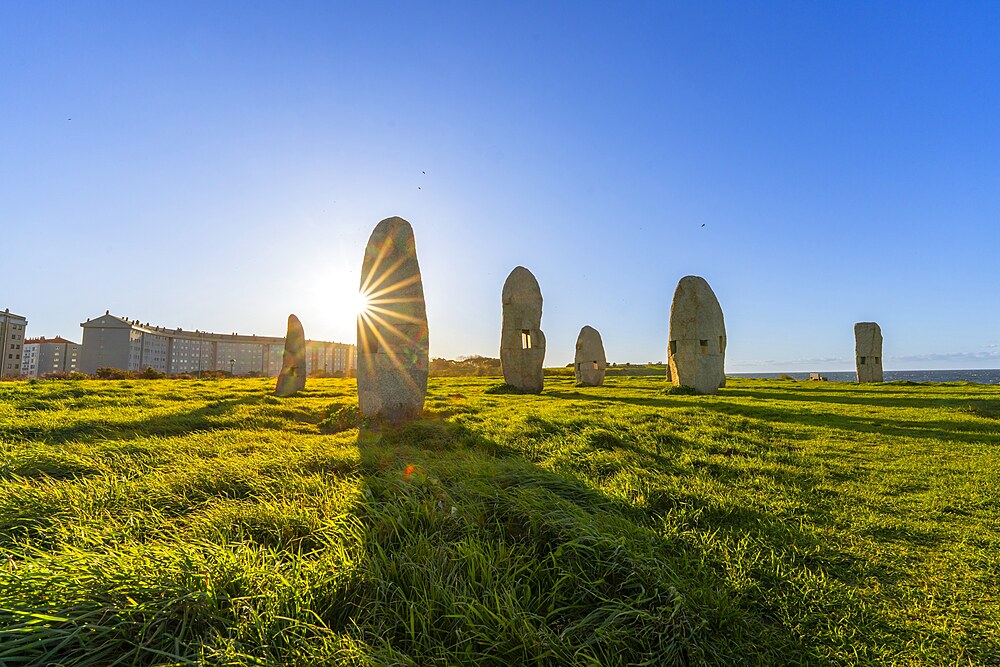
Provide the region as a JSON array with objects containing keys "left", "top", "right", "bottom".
[{"left": 0, "top": 375, "right": 998, "bottom": 665}]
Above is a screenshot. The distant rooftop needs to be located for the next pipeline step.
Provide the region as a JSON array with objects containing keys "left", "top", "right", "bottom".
[
  {"left": 24, "top": 336, "right": 79, "bottom": 346},
  {"left": 81, "top": 311, "right": 351, "bottom": 346}
]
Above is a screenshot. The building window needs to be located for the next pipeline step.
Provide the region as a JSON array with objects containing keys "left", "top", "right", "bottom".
[
  {"left": 669, "top": 340, "right": 677, "bottom": 355},
  {"left": 521, "top": 330, "right": 532, "bottom": 350},
  {"left": 859, "top": 356, "right": 866, "bottom": 365},
  {"left": 699, "top": 339, "right": 708, "bottom": 353}
]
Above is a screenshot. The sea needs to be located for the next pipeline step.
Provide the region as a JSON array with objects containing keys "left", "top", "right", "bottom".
[{"left": 729, "top": 369, "right": 1000, "bottom": 384}]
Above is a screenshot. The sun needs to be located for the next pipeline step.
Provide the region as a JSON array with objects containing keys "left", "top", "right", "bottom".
[{"left": 353, "top": 290, "right": 371, "bottom": 317}]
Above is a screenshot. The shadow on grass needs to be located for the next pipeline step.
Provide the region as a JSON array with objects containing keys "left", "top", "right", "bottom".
[
  {"left": 0, "top": 381, "right": 953, "bottom": 665},
  {"left": 329, "top": 412, "right": 888, "bottom": 665},
  {"left": 701, "top": 400, "right": 1000, "bottom": 446},
  {"left": 721, "top": 386, "right": 991, "bottom": 410},
  {"left": 548, "top": 388, "right": 1000, "bottom": 446},
  {"left": 0, "top": 395, "right": 267, "bottom": 446}
]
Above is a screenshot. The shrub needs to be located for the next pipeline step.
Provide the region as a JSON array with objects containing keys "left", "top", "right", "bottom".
[
  {"left": 319, "top": 405, "right": 364, "bottom": 434},
  {"left": 429, "top": 356, "right": 501, "bottom": 377},
  {"left": 661, "top": 384, "right": 698, "bottom": 395},
  {"left": 197, "top": 370, "right": 230, "bottom": 379},
  {"left": 95, "top": 368, "right": 136, "bottom": 380},
  {"left": 484, "top": 383, "right": 530, "bottom": 395},
  {"left": 308, "top": 370, "right": 347, "bottom": 378},
  {"left": 39, "top": 371, "right": 87, "bottom": 381}
]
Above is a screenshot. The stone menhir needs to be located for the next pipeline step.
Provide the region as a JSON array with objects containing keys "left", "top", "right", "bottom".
[
  {"left": 356, "top": 216, "right": 429, "bottom": 424},
  {"left": 274, "top": 314, "right": 307, "bottom": 397},
  {"left": 667, "top": 275, "right": 727, "bottom": 394},
  {"left": 500, "top": 266, "right": 545, "bottom": 393},
  {"left": 855, "top": 322, "right": 884, "bottom": 383},
  {"left": 574, "top": 325, "right": 606, "bottom": 387}
]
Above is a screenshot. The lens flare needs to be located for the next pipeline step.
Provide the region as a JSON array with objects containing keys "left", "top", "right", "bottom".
[{"left": 353, "top": 291, "right": 371, "bottom": 317}]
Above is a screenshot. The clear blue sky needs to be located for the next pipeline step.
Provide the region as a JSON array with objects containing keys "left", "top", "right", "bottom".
[{"left": 3, "top": 1, "right": 999, "bottom": 371}]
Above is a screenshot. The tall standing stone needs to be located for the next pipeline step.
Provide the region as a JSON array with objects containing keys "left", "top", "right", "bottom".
[
  {"left": 274, "top": 314, "right": 307, "bottom": 397},
  {"left": 574, "top": 325, "right": 606, "bottom": 386},
  {"left": 667, "top": 275, "right": 727, "bottom": 394},
  {"left": 500, "top": 266, "right": 545, "bottom": 393},
  {"left": 357, "top": 217, "right": 429, "bottom": 424},
  {"left": 855, "top": 322, "right": 884, "bottom": 383}
]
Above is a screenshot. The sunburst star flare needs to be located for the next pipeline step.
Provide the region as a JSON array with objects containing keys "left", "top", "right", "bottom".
[{"left": 356, "top": 216, "right": 429, "bottom": 425}]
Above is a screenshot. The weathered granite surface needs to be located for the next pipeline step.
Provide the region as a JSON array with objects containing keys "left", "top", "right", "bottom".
[
  {"left": 855, "top": 321, "right": 884, "bottom": 383},
  {"left": 357, "top": 216, "right": 429, "bottom": 424},
  {"left": 274, "top": 313, "right": 307, "bottom": 397},
  {"left": 574, "top": 325, "right": 606, "bottom": 386},
  {"left": 500, "top": 266, "right": 545, "bottom": 393},
  {"left": 667, "top": 275, "right": 727, "bottom": 394}
]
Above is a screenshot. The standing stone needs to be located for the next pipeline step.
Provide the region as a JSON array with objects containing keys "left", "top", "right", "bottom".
[
  {"left": 274, "top": 314, "right": 307, "bottom": 397},
  {"left": 356, "top": 216, "right": 429, "bottom": 424},
  {"left": 667, "top": 275, "right": 727, "bottom": 394},
  {"left": 855, "top": 322, "right": 884, "bottom": 383},
  {"left": 574, "top": 325, "right": 606, "bottom": 386},
  {"left": 500, "top": 266, "right": 545, "bottom": 393}
]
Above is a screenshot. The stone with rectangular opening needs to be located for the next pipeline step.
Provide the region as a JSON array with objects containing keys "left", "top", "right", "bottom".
[
  {"left": 854, "top": 322, "right": 884, "bottom": 383},
  {"left": 501, "top": 267, "right": 545, "bottom": 393},
  {"left": 574, "top": 325, "right": 606, "bottom": 387},
  {"left": 667, "top": 276, "right": 727, "bottom": 394}
]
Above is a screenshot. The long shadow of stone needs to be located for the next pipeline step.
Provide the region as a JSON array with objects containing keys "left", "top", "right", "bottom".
[
  {"left": 324, "top": 408, "right": 899, "bottom": 664},
  {"left": 721, "top": 386, "right": 994, "bottom": 411},
  {"left": 546, "top": 389, "right": 688, "bottom": 411},
  {"left": 549, "top": 387, "right": 1000, "bottom": 446},
  {"left": 542, "top": 388, "right": 943, "bottom": 565},
  {"left": 0, "top": 395, "right": 265, "bottom": 446},
  {"left": 694, "top": 399, "right": 1000, "bottom": 446}
]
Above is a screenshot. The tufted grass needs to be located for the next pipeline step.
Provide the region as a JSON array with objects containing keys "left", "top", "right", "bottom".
[{"left": 0, "top": 375, "right": 998, "bottom": 665}]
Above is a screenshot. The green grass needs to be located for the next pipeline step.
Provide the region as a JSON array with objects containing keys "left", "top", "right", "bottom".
[{"left": 1, "top": 375, "right": 998, "bottom": 665}]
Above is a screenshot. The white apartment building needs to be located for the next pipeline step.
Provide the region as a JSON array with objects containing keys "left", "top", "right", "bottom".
[
  {"left": 0, "top": 309, "right": 28, "bottom": 379},
  {"left": 79, "top": 311, "right": 355, "bottom": 377},
  {"left": 21, "top": 336, "right": 81, "bottom": 377}
]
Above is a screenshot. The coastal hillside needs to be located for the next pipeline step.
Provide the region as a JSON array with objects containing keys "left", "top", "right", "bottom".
[{"left": 1, "top": 377, "right": 997, "bottom": 665}]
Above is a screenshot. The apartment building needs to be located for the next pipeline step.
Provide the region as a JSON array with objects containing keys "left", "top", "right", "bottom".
[
  {"left": 0, "top": 309, "right": 28, "bottom": 379},
  {"left": 21, "top": 336, "right": 81, "bottom": 377},
  {"left": 79, "top": 311, "right": 355, "bottom": 377}
]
